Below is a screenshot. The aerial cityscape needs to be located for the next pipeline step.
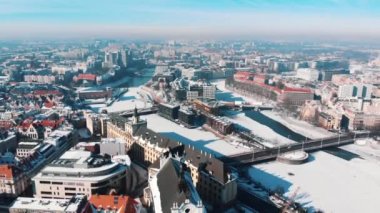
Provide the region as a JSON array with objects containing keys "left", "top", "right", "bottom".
[{"left": 0, "top": 1, "right": 380, "bottom": 213}]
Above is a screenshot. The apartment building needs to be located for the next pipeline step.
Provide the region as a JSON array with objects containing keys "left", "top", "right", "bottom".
[
  {"left": 228, "top": 71, "right": 314, "bottom": 106},
  {"left": 0, "top": 165, "right": 28, "bottom": 197},
  {"left": 106, "top": 109, "right": 147, "bottom": 150},
  {"left": 16, "top": 141, "right": 41, "bottom": 158}
]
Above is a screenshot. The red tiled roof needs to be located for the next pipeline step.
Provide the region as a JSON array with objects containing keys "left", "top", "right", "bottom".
[
  {"left": 40, "top": 120, "right": 58, "bottom": 128},
  {"left": 234, "top": 71, "right": 253, "bottom": 79},
  {"left": 20, "top": 118, "right": 33, "bottom": 129},
  {"left": 283, "top": 86, "right": 312, "bottom": 93},
  {"left": 44, "top": 101, "right": 56, "bottom": 108},
  {"left": 88, "top": 195, "right": 137, "bottom": 213},
  {"left": 78, "top": 74, "right": 97, "bottom": 81},
  {"left": 0, "top": 165, "right": 23, "bottom": 179}
]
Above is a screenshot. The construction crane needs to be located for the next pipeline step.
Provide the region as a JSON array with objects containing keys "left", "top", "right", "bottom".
[{"left": 282, "top": 186, "right": 300, "bottom": 213}]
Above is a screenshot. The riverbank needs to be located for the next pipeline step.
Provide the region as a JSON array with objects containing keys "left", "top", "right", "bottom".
[
  {"left": 224, "top": 111, "right": 296, "bottom": 147},
  {"left": 261, "top": 110, "right": 336, "bottom": 140},
  {"left": 88, "top": 68, "right": 155, "bottom": 113}
]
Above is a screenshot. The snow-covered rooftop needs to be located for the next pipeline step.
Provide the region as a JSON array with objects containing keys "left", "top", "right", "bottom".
[{"left": 10, "top": 196, "right": 85, "bottom": 212}]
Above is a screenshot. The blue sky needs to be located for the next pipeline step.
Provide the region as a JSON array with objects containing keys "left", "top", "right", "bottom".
[{"left": 1, "top": 0, "right": 380, "bottom": 40}]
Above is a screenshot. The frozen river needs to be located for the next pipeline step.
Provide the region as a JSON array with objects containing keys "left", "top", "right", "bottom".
[{"left": 249, "top": 144, "right": 380, "bottom": 213}]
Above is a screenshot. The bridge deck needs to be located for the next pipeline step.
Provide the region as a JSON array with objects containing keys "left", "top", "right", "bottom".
[{"left": 225, "top": 132, "right": 374, "bottom": 166}]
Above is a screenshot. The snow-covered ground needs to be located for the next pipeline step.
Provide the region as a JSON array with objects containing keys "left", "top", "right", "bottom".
[
  {"left": 261, "top": 110, "right": 336, "bottom": 139},
  {"left": 141, "top": 114, "right": 250, "bottom": 156},
  {"left": 89, "top": 87, "right": 152, "bottom": 113},
  {"left": 224, "top": 112, "right": 296, "bottom": 147},
  {"left": 249, "top": 144, "right": 380, "bottom": 213},
  {"left": 342, "top": 142, "right": 380, "bottom": 166}
]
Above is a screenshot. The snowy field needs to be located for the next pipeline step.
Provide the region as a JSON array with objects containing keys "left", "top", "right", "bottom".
[
  {"left": 249, "top": 144, "right": 380, "bottom": 213},
  {"left": 90, "top": 87, "right": 152, "bottom": 113},
  {"left": 142, "top": 114, "right": 250, "bottom": 156},
  {"left": 224, "top": 112, "right": 296, "bottom": 147},
  {"left": 261, "top": 110, "right": 336, "bottom": 139}
]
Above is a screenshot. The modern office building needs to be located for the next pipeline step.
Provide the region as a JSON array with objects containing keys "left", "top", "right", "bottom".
[
  {"left": 320, "top": 69, "right": 350, "bottom": 81},
  {"left": 158, "top": 103, "right": 180, "bottom": 120},
  {"left": 32, "top": 150, "right": 127, "bottom": 199},
  {"left": 178, "top": 107, "right": 196, "bottom": 127}
]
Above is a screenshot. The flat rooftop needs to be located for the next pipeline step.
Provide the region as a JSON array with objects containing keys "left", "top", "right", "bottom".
[{"left": 10, "top": 196, "right": 85, "bottom": 212}]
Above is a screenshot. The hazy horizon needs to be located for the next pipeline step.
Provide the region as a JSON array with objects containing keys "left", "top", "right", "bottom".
[{"left": 1, "top": 0, "right": 380, "bottom": 41}]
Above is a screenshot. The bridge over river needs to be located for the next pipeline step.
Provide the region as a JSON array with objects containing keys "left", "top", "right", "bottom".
[{"left": 222, "top": 132, "right": 377, "bottom": 166}]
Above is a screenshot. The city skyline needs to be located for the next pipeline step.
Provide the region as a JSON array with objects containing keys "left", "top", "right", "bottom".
[{"left": 1, "top": 0, "right": 380, "bottom": 41}]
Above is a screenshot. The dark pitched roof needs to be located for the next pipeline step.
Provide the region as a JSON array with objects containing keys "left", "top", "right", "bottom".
[
  {"left": 156, "top": 158, "right": 198, "bottom": 213},
  {"left": 183, "top": 144, "right": 229, "bottom": 183},
  {"left": 135, "top": 127, "right": 181, "bottom": 149}
]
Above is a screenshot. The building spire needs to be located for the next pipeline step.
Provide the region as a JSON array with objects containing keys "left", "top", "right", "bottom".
[
  {"left": 133, "top": 106, "right": 138, "bottom": 117},
  {"left": 133, "top": 106, "right": 139, "bottom": 123}
]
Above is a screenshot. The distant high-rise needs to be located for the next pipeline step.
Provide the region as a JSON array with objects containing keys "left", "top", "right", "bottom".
[
  {"left": 120, "top": 49, "right": 129, "bottom": 68},
  {"left": 338, "top": 84, "right": 373, "bottom": 100},
  {"left": 104, "top": 50, "right": 121, "bottom": 67}
]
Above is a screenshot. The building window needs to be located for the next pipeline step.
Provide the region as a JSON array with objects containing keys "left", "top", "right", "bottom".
[
  {"left": 64, "top": 187, "right": 76, "bottom": 191},
  {"left": 65, "top": 192, "right": 76, "bottom": 196},
  {"left": 41, "top": 191, "right": 52, "bottom": 195},
  {"left": 52, "top": 182, "right": 63, "bottom": 185},
  {"left": 40, "top": 181, "right": 51, "bottom": 184}
]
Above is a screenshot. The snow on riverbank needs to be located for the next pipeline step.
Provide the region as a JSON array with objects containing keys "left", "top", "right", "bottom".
[
  {"left": 142, "top": 114, "right": 250, "bottom": 156},
  {"left": 212, "top": 79, "right": 263, "bottom": 105},
  {"left": 89, "top": 86, "right": 151, "bottom": 113},
  {"left": 249, "top": 146, "right": 380, "bottom": 213},
  {"left": 261, "top": 110, "right": 335, "bottom": 139},
  {"left": 212, "top": 79, "right": 334, "bottom": 140},
  {"left": 224, "top": 112, "right": 296, "bottom": 147}
]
